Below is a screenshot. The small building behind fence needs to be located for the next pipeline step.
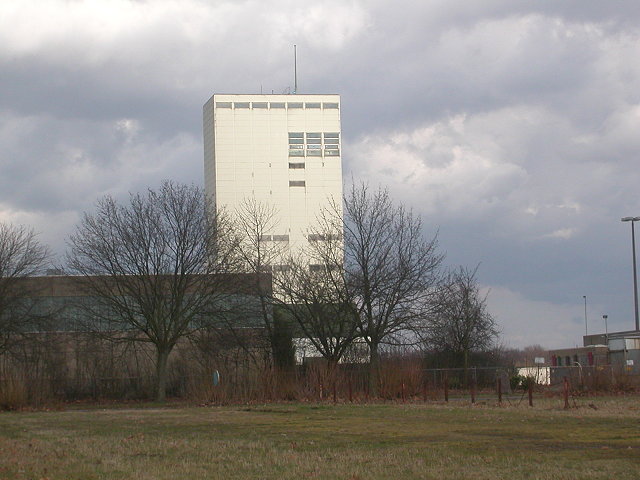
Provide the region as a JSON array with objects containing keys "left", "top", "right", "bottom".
[{"left": 548, "top": 329, "right": 640, "bottom": 388}]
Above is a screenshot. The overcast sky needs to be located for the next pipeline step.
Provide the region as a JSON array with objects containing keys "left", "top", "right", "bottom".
[{"left": 2, "top": 1, "right": 640, "bottom": 349}]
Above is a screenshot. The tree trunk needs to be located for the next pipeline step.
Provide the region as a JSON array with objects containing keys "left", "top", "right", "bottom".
[
  {"left": 463, "top": 348, "right": 469, "bottom": 388},
  {"left": 155, "top": 347, "right": 170, "bottom": 402},
  {"left": 326, "top": 359, "right": 339, "bottom": 403},
  {"left": 368, "top": 344, "right": 380, "bottom": 398}
]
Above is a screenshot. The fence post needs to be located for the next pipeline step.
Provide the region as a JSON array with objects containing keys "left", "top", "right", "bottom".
[
  {"left": 401, "top": 381, "right": 406, "bottom": 403},
  {"left": 423, "top": 380, "right": 428, "bottom": 403},
  {"left": 348, "top": 375, "right": 353, "bottom": 403},
  {"left": 471, "top": 376, "right": 476, "bottom": 404},
  {"left": 497, "top": 377, "right": 502, "bottom": 404},
  {"left": 333, "top": 380, "right": 337, "bottom": 404},
  {"left": 444, "top": 371, "right": 449, "bottom": 403},
  {"left": 528, "top": 379, "right": 533, "bottom": 407},
  {"left": 563, "top": 376, "right": 570, "bottom": 409}
]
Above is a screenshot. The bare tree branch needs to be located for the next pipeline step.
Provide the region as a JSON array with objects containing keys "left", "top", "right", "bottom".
[
  {"left": 423, "top": 265, "right": 499, "bottom": 373},
  {"left": 65, "top": 181, "right": 248, "bottom": 401},
  {"left": 227, "top": 198, "right": 289, "bottom": 365},
  {"left": 274, "top": 252, "right": 357, "bottom": 366},
  {"left": 0, "top": 223, "right": 51, "bottom": 354},
  {"left": 311, "top": 182, "right": 444, "bottom": 395}
]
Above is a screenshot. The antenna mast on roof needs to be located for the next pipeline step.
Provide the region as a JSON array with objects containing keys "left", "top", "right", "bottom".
[{"left": 293, "top": 44, "right": 298, "bottom": 94}]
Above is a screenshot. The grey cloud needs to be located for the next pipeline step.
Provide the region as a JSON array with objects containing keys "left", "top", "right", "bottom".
[
  {"left": 2, "top": 0, "right": 640, "bottom": 347},
  {"left": 0, "top": 110, "right": 201, "bottom": 214}
]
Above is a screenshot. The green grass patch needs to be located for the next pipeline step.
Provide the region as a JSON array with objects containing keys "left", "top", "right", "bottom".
[{"left": 0, "top": 398, "right": 639, "bottom": 479}]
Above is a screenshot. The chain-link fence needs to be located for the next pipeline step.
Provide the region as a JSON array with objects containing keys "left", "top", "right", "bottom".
[{"left": 3, "top": 347, "right": 640, "bottom": 408}]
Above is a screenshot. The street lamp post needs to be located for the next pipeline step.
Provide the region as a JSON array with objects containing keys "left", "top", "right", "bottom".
[
  {"left": 583, "top": 295, "right": 588, "bottom": 336},
  {"left": 621, "top": 216, "right": 640, "bottom": 332},
  {"left": 603, "top": 314, "right": 608, "bottom": 337}
]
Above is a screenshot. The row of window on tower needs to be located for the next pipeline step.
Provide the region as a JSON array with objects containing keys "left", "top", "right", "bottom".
[
  {"left": 261, "top": 264, "right": 339, "bottom": 273},
  {"left": 257, "top": 233, "right": 341, "bottom": 243},
  {"left": 288, "top": 132, "right": 340, "bottom": 157},
  {"left": 216, "top": 101, "right": 339, "bottom": 110}
]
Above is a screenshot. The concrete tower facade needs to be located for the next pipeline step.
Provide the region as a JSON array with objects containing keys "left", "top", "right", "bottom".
[{"left": 203, "top": 94, "right": 343, "bottom": 264}]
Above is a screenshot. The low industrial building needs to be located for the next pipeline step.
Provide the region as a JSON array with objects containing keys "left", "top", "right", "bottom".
[{"left": 548, "top": 330, "right": 640, "bottom": 387}]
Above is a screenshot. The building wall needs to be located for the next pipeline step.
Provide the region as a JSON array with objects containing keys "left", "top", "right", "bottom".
[
  {"left": 12, "top": 274, "right": 271, "bottom": 332},
  {"left": 549, "top": 346, "right": 609, "bottom": 367},
  {"left": 203, "top": 94, "right": 343, "bottom": 261}
]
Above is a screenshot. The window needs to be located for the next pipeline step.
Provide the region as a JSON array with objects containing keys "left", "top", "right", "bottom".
[
  {"left": 289, "top": 180, "right": 305, "bottom": 187},
  {"left": 324, "top": 133, "right": 339, "bottom": 155},
  {"left": 323, "top": 102, "right": 339, "bottom": 109},
  {"left": 272, "top": 264, "right": 291, "bottom": 272},
  {"left": 272, "top": 234, "right": 290, "bottom": 242},
  {"left": 289, "top": 162, "right": 305, "bottom": 169},
  {"left": 308, "top": 233, "right": 342, "bottom": 242},
  {"left": 286, "top": 131, "right": 342, "bottom": 158},
  {"left": 270, "top": 102, "right": 285, "bottom": 109},
  {"left": 234, "top": 102, "right": 250, "bottom": 109},
  {"left": 288, "top": 102, "right": 303, "bottom": 109},
  {"left": 252, "top": 102, "right": 267, "bottom": 109},
  {"left": 307, "top": 133, "right": 321, "bottom": 155},
  {"left": 308, "top": 264, "right": 337, "bottom": 272},
  {"left": 289, "top": 132, "right": 305, "bottom": 156},
  {"left": 305, "top": 102, "right": 321, "bottom": 108},
  {"left": 215, "top": 102, "right": 232, "bottom": 108}
]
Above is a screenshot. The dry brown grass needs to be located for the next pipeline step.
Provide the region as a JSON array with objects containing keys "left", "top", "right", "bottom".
[{"left": 0, "top": 396, "right": 639, "bottom": 479}]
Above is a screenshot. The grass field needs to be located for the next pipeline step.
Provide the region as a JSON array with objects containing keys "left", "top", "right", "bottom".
[{"left": 1, "top": 397, "right": 639, "bottom": 479}]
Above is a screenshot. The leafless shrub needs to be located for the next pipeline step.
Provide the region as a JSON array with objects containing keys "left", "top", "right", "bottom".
[
  {"left": 0, "top": 370, "right": 28, "bottom": 410},
  {"left": 378, "top": 353, "right": 424, "bottom": 400}
]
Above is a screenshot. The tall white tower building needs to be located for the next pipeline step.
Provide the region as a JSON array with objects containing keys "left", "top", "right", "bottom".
[{"left": 203, "top": 94, "right": 343, "bottom": 264}]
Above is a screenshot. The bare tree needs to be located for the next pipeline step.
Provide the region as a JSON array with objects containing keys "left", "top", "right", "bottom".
[
  {"left": 66, "top": 181, "right": 243, "bottom": 401},
  {"left": 318, "top": 183, "right": 444, "bottom": 395},
  {"left": 0, "top": 223, "right": 51, "bottom": 354},
  {"left": 274, "top": 255, "right": 358, "bottom": 367},
  {"left": 424, "top": 265, "right": 499, "bottom": 375},
  {"left": 230, "top": 198, "right": 289, "bottom": 366}
]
